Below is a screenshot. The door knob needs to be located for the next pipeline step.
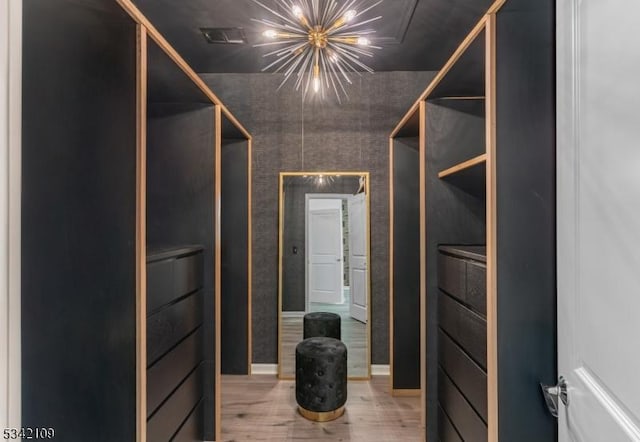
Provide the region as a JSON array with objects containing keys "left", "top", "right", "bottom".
[{"left": 540, "top": 376, "right": 569, "bottom": 418}]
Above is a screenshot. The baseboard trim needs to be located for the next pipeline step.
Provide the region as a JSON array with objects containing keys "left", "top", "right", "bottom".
[
  {"left": 281, "top": 311, "right": 305, "bottom": 318},
  {"left": 250, "top": 363, "right": 278, "bottom": 375},
  {"left": 251, "top": 364, "right": 389, "bottom": 376},
  {"left": 371, "top": 364, "right": 390, "bottom": 376},
  {"left": 392, "top": 388, "right": 422, "bottom": 397}
]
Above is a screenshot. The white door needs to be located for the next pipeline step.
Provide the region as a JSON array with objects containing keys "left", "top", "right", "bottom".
[
  {"left": 557, "top": 0, "right": 640, "bottom": 440},
  {"left": 348, "top": 193, "right": 367, "bottom": 323},
  {"left": 307, "top": 203, "right": 343, "bottom": 305}
]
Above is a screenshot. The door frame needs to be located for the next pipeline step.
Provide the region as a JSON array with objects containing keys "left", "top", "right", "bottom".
[
  {"left": 304, "top": 193, "right": 351, "bottom": 312},
  {"left": 1, "top": 0, "right": 22, "bottom": 430}
]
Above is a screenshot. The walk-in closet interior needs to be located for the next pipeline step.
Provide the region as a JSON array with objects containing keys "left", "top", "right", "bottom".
[
  {"left": 391, "top": 1, "right": 556, "bottom": 440},
  {"left": 19, "top": 0, "right": 558, "bottom": 440}
]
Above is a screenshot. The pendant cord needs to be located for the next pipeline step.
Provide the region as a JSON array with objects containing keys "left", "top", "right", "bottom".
[{"left": 301, "top": 92, "right": 305, "bottom": 170}]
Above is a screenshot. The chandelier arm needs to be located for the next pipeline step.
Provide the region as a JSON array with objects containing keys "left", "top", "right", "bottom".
[
  {"left": 326, "top": 0, "right": 359, "bottom": 28},
  {"left": 320, "top": 50, "right": 337, "bottom": 99},
  {"left": 276, "top": 42, "right": 309, "bottom": 58},
  {"left": 332, "top": 15, "right": 383, "bottom": 34},
  {"left": 331, "top": 41, "right": 374, "bottom": 58},
  {"left": 262, "top": 44, "right": 306, "bottom": 72},
  {"left": 263, "top": 41, "right": 307, "bottom": 58},
  {"left": 251, "top": 18, "right": 306, "bottom": 35},
  {"left": 332, "top": 56, "right": 354, "bottom": 84},
  {"left": 334, "top": 52, "right": 367, "bottom": 76},
  {"left": 319, "top": 51, "right": 330, "bottom": 88},
  {"left": 273, "top": 52, "right": 303, "bottom": 74},
  {"left": 334, "top": 48, "right": 374, "bottom": 73},
  {"left": 328, "top": 67, "right": 344, "bottom": 103},
  {"left": 352, "top": 0, "right": 384, "bottom": 21},
  {"left": 327, "top": 55, "right": 348, "bottom": 92},
  {"left": 254, "top": 39, "right": 307, "bottom": 48},
  {"left": 251, "top": 0, "right": 302, "bottom": 29},
  {"left": 320, "top": 0, "right": 338, "bottom": 28},
  {"left": 278, "top": 46, "right": 311, "bottom": 89},
  {"left": 294, "top": 48, "right": 315, "bottom": 91},
  {"left": 303, "top": 47, "right": 319, "bottom": 97},
  {"left": 277, "top": 55, "right": 307, "bottom": 90}
]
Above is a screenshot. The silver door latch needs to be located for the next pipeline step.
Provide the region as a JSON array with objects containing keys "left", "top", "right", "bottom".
[{"left": 540, "top": 376, "right": 569, "bottom": 418}]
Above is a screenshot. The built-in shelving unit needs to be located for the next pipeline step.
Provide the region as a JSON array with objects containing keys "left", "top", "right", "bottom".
[
  {"left": 390, "top": 1, "right": 556, "bottom": 441},
  {"left": 439, "top": 154, "right": 487, "bottom": 197},
  {"left": 22, "top": 1, "right": 252, "bottom": 441}
]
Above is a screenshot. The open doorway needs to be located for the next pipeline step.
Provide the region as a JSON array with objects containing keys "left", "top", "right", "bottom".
[{"left": 305, "top": 194, "right": 367, "bottom": 325}]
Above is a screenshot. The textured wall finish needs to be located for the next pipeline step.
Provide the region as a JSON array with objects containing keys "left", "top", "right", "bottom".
[{"left": 201, "top": 71, "right": 436, "bottom": 364}]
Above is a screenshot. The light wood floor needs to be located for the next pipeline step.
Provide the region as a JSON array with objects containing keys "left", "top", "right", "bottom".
[{"left": 221, "top": 375, "right": 423, "bottom": 441}]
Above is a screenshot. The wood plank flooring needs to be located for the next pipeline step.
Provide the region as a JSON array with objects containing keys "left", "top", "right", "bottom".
[{"left": 221, "top": 375, "right": 423, "bottom": 441}]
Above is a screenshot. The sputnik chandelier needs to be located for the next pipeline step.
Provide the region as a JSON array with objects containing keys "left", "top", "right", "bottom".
[{"left": 252, "top": 0, "right": 383, "bottom": 102}]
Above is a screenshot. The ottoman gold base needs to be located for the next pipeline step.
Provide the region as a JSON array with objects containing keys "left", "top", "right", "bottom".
[{"left": 298, "top": 405, "right": 345, "bottom": 422}]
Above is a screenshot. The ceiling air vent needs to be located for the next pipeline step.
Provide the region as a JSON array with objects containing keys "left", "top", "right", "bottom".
[{"left": 200, "top": 27, "right": 247, "bottom": 44}]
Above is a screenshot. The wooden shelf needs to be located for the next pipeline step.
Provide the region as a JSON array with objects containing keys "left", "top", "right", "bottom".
[
  {"left": 439, "top": 153, "right": 486, "bottom": 179},
  {"left": 438, "top": 153, "right": 486, "bottom": 196}
]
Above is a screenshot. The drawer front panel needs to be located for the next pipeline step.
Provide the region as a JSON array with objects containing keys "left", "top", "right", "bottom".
[
  {"left": 465, "top": 260, "right": 486, "bottom": 316},
  {"left": 439, "top": 291, "right": 487, "bottom": 370},
  {"left": 438, "top": 367, "right": 487, "bottom": 442},
  {"left": 438, "top": 329, "right": 487, "bottom": 421},
  {"left": 147, "top": 363, "right": 203, "bottom": 442},
  {"left": 147, "top": 327, "right": 203, "bottom": 416},
  {"left": 147, "top": 290, "right": 203, "bottom": 366},
  {"left": 438, "top": 405, "right": 463, "bottom": 442}
]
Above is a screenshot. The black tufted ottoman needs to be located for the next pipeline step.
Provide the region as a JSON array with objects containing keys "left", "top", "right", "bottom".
[
  {"left": 303, "top": 312, "right": 341, "bottom": 340},
  {"left": 295, "top": 337, "right": 347, "bottom": 422}
]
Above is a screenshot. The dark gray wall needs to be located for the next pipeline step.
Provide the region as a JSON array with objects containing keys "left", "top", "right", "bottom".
[
  {"left": 202, "top": 71, "right": 436, "bottom": 364},
  {"left": 282, "top": 176, "right": 361, "bottom": 312},
  {"left": 22, "top": 0, "right": 138, "bottom": 439},
  {"left": 495, "top": 0, "right": 556, "bottom": 440}
]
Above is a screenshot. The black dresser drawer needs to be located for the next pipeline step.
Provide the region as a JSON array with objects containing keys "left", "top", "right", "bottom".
[
  {"left": 438, "top": 246, "right": 486, "bottom": 316},
  {"left": 437, "top": 245, "right": 488, "bottom": 441},
  {"left": 146, "top": 246, "right": 204, "bottom": 441}
]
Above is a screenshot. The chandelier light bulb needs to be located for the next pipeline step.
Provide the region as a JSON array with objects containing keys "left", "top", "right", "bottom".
[
  {"left": 292, "top": 5, "right": 304, "bottom": 19},
  {"left": 344, "top": 10, "right": 357, "bottom": 22},
  {"left": 357, "top": 37, "right": 370, "bottom": 46},
  {"left": 313, "top": 77, "right": 321, "bottom": 93},
  {"left": 263, "top": 29, "right": 277, "bottom": 38}
]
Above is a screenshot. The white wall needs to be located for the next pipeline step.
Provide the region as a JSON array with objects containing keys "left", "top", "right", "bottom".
[{"left": 1, "top": 0, "right": 22, "bottom": 429}]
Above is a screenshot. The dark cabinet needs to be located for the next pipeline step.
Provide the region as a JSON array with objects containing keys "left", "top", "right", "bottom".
[
  {"left": 147, "top": 247, "right": 204, "bottom": 441},
  {"left": 438, "top": 246, "right": 487, "bottom": 441}
]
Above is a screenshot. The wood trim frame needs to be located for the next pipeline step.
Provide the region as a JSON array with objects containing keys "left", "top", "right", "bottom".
[
  {"left": 438, "top": 153, "right": 487, "bottom": 179},
  {"left": 485, "top": 12, "right": 498, "bottom": 442},
  {"left": 115, "top": 0, "right": 251, "bottom": 140},
  {"left": 418, "top": 100, "right": 427, "bottom": 431},
  {"left": 214, "top": 105, "right": 223, "bottom": 442},
  {"left": 247, "top": 138, "right": 253, "bottom": 375},
  {"left": 388, "top": 101, "right": 426, "bottom": 401},
  {"left": 135, "top": 24, "right": 148, "bottom": 442},
  {"left": 277, "top": 172, "right": 285, "bottom": 379},
  {"left": 390, "top": 0, "right": 508, "bottom": 139},
  {"left": 277, "top": 172, "right": 372, "bottom": 381},
  {"left": 391, "top": 18, "right": 487, "bottom": 138},
  {"left": 388, "top": 137, "right": 394, "bottom": 394}
]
